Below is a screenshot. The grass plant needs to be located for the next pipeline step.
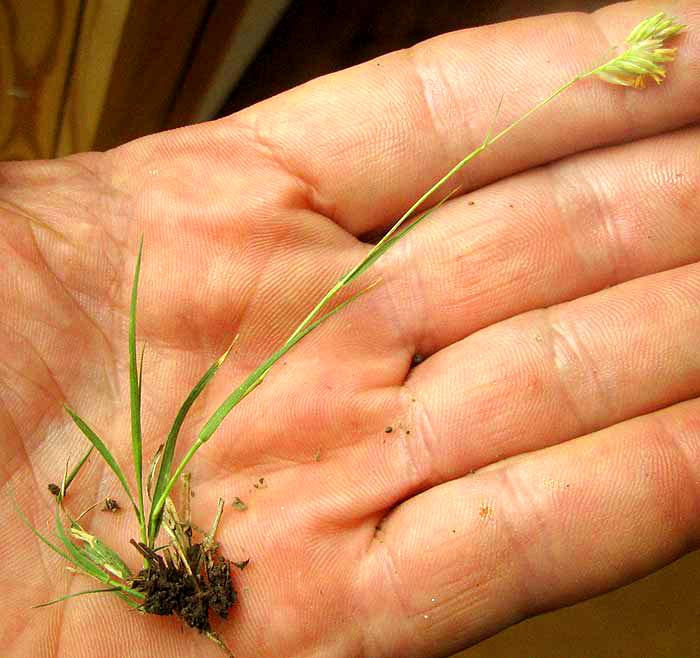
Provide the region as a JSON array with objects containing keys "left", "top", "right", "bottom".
[{"left": 13, "top": 12, "right": 685, "bottom": 657}]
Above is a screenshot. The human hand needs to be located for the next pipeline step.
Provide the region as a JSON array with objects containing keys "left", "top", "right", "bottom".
[{"left": 2, "top": 2, "right": 699, "bottom": 656}]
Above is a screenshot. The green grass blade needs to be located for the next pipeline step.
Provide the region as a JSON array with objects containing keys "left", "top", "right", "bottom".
[
  {"left": 129, "top": 238, "right": 146, "bottom": 540},
  {"left": 53, "top": 508, "right": 145, "bottom": 602},
  {"left": 70, "top": 525, "right": 133, "bottom": 579},
  {"left": 350, "top": 187, "right": 459, "bottom": 282},
  {"left": 12, "top": 487, "right": 142, "bottom": 609},
  {"left": 54, "top": 507, "right": 111, "bottom": 583},
  {"left": 9, "top": 488, "right": 73, "bottom": 562},
  {"left": 62, "top": 446, "right": 94, "bottom": 498},
  {"left": 32, "top": 587, "right": 121, "bottom": 609},
  {"left": 63, "top": 405, "right": 137, "bottom": 514},
  {"left": 147, "top": 338, "right": 237, "bottom": 544}
]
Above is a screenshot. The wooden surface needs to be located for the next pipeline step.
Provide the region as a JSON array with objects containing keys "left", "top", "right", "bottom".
[
  {"left": 57, "top": 0, "right": 213, "bottom": 156},
  {"left": 0, "top": 0, "right": 82, "bottom": 160},
  {"left": 459, "top": 550, "right": 700, "bottom": 658},
  {"left": 167, "top": 0, "right": 288, "bottom": 129},
  {"left": 219, "top": 0, "right": 610, "bottom": 117}
]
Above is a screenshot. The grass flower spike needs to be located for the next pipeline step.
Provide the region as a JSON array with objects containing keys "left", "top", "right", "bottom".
[
  {"left": 14, "top": 11, "right": 687, "bottom": 658},
  {"left": 590, "top": 12, "right": 687, "bottom": 87}
]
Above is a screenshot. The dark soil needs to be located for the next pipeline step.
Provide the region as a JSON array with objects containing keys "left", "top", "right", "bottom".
[
  {"left": 102, "top": 497, "right": 120, "bottom": 512},
  {"left": 131, "top": 541, "right": 236, "bottom": 632}
]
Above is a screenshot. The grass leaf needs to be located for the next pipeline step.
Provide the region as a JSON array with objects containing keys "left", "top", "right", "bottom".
[
  {"left": 63, "top": 405, "right": 137, "bottom": 513},
  {"left": 129, "top": 238, "right": 146, "bottom": 539},
  {"left": 9, "top": 487, "right": 73, "bottom": 563},
  {"left": 147, "top": 337, "right": 237, "bottom": 544},
  {"left": 54, "top": 506, "right": 111, "bottom": 583},
  {"left": 61, "top": 446, "right": 94, "bottom": 498},
  {"left": 32, "top": 587, "right": 121, "bottom": 609},
  {"left": 70, "top": 525, "right": 133, "bottom": 579}
]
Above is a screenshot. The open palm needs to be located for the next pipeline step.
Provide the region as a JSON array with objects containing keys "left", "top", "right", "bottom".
[{"left": 2, "top": 3, "right": 700, "bottom": 657}]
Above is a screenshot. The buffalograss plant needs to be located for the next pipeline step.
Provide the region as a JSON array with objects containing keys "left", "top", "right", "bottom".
[{"left": 12, "top": 12, "right": 686, "bottom": 657}]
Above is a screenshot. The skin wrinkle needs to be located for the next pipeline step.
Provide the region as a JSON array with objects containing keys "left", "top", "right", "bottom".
[
  {"left": 404, "top": 45, "right": 457, "bottom": 188},
  {"left": 575, "top": 159, "right": 626, "bottom": 287},
  {"left": 0, "top": 330, "right": 61, "bottom": 409},
  {"left": 543, "top": 159, "right": 611, "bottom": 290},
  {"left": 23, "top": 202, "right": 120, "bottom": 396},
  {"left": 244, "top": 112, "right": 338, "bottom": 222},
  {"left": 490, "top": 465, "right": 556, "bottom": 622},
  {"left": 402, "top": 382, "right": 444, "bottom": 491},
  {"left": 657, "top": 412, "right": 700, "bottom": 550},
  {"left": 363, "top": 535, "right": 410, "bottom": 656},
  {"left": 540, "top": 306, "right": 612, "bottom": 436},
  {"left": 0, "top": 197, "right": 73, "bottom": 244}
]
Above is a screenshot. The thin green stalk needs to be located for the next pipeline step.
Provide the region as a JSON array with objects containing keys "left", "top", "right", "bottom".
[
  {"left": 129, "top": 238, "right": 147, "bottom": 545},
  {"left": 146, "top": 338, "right": 237, "bottom": 545}
]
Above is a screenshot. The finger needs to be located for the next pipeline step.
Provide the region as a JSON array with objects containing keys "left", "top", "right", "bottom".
[
  {"left": 372, "top": 123, "right": 700, "bottom": 357},
  {"left": 402, "top": 259, "right": 700, "bottom": 493},
  {"left": 232, "top": 2, "right": 699, "bottom": 234},
  {"left": 317, "top": 258, "right": 700, "bottom": 523},
  {"left": 356, "top": 397, "right": 700, "bottom": 657}
]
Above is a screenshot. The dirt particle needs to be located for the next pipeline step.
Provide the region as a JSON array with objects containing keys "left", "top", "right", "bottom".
[
  {"left": 231, "top": 497, "right": 248, "bottom": 512},
  {"left": 253, "top": 477, "right": 267, "bottom": 489},
  {"left": 384, "top": 426, "right": 393, "bottom": 433},
  {"left": 48, "top": 483, "right": 60, "bottom": 497},
  {"left": 312, "top": 448, "right": 321, "bottom": 462},
  {"left": 233, "top": 559, "right": 250, "bottom": 571},
  {"left": 102, "top": 497, "right": 120, "bottom": 512}
]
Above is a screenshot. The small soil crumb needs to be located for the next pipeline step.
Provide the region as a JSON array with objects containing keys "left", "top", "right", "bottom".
[
  {"left": 312, "top": 448, "right": 321, "bottom": 462},
  {"left": 253, "top": 477, "right": 267, "bottom": 489},
  {"left": 411, "top": 353, "right": 424, "bottom": 367},
  {"left": 231, "top": 497, "right": 248, "bottom": 512},
  {"left": 542, "top": 477, "right": 571, "bottom": 490},
  {"left": 468, "top": 200, "right": 475, "bottom": 205},
  {"left": 102, "top": 497, "right": 120, "bottom": 512},
  {"left": 233, "top": 559, "right": 250, "bottom": 571},
  {"left": 384, "top": 426, "right": 393, "bottom": 433},
  {"left": 48, "top": 483, "right": 60, "bottom": 497}
]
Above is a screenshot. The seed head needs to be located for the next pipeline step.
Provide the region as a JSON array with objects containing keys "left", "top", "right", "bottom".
[{"left": 592, "top": 12, "right": 686, "bottom": 88}]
